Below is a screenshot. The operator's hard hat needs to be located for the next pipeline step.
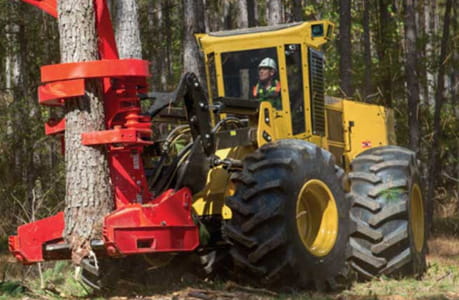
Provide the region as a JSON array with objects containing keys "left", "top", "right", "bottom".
[{"left": 258, "top": 57, "right": 277, "bottom": 72}]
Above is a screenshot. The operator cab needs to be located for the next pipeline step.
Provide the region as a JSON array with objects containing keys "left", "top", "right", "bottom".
[{"left": 197, "top": 21, "right": 334, "bottom": 140}]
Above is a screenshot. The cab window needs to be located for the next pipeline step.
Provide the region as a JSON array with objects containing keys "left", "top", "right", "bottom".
[
  {"left": 285, "top": 44, "right": 305, "bottom": 134},
  {"left": 220, "top": 48, "right": 282, "bottom": 110}
]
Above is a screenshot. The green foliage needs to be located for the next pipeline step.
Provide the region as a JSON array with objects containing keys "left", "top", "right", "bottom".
[
  {"left": 0, "top": 281, "right": 27, "bottom": 298},
  {"left": 27, "top": 262, "right": 92, "bottom": 298}
]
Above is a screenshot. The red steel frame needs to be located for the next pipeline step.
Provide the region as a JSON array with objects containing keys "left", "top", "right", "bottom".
[{"left": 9, "top": 0, "right": 199, "bottom": 264}]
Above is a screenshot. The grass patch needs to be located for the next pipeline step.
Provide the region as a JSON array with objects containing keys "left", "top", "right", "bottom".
[{"left": 340, "top": 237, "right": 459, "bottom": 300}]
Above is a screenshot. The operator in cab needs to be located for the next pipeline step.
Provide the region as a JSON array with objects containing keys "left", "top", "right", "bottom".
[{"left": 252, "top": 57, "right": 281, "bottom": 110}]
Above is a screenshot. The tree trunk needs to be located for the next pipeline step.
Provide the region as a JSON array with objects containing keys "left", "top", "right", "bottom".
[
  {"left": 377, "top": 0, "right": 395, "bottom": 107},
  {"left": 58, "top": 0, "right": 113, "bottom": 264},
  {"left": 236, "top": 0, "right": 249, "bottom": 28},
  {"left": 338, "top": 0, "right": 353, "bottom": 97},
  {"left": 247, "top": 0, "right": 257, "bottom": 27},
  {"left": 452, "top": 5, "right": 459, "bottom": 192},
  {"left": 145, "top": 0, "right": 166, "bottom": 90},
  {"left": 291, "top": 0, "right": 304, "bottom": 22},
  {"left": 362, "top": 0, "right": 372, "bottom": 101},
  {"left": 417, "top": 0, "right": 429, "bottom": 105},
  {"left": 427, "top": 0, "right": 453, "bottom": 231},
  {"left": 114, "top": 0, "right": 142, "bottom": 59},
  {"left": 266, "top": 0, "right": 283, "bottom": 25},
  {"left": 235, "top": 0, "right": 257, "bottom": 28},
  {"left": 404, "top": 0, "right": 420, "bottom": 153},
  {"left": 164, "top": 0, "right": 174, "bottom": 88},
  {"left": 222, "top": 1, "right": 234, "bottom": 29},
  {"left": 183, "top": 0, "right": 206, "bottom": 84},
  {"left": 425, "top": 0, "right": 438, "bottom": 105}
]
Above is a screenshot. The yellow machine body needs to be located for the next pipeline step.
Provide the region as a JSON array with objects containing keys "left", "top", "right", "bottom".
[{"left": 192, "top": 21, "right": 395, "bottom": 218}]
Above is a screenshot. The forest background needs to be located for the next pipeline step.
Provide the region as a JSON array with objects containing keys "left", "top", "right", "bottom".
[{"left": 0, "top": 0, "right": 457, "bottom": 254}]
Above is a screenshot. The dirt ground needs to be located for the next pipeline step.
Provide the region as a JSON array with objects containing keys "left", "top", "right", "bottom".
[{"left": 1, "top": 236, "right": 459, "bottom": 299}]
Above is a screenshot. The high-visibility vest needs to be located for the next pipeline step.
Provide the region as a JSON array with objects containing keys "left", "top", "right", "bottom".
[{"left": 252, "top": 80, "right": 281, "bottom": 109}]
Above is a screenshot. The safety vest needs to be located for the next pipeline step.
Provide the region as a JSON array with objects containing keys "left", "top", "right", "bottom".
[{"left": 252, "top": 80, "right": 281, "bottom": 109}]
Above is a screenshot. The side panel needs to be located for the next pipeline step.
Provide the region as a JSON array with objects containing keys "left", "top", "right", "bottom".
[
  {"left": 342, "top": 100, "right": 394, "bottom": 161},
  {"left": 325, "top": 98, "right": 395, "bottom": 170}
]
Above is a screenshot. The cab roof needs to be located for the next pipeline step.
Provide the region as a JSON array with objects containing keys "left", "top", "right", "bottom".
[{"left": 197, "top": 20, "right": 334, "bottom": 54}]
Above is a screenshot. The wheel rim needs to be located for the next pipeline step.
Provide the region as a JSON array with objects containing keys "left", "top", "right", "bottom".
[
  {"left": 296, "top": 179, "right": 338, "bottom": 257},
  {"left": 410, "top": 184, "right": 425, "bottom": 252}
]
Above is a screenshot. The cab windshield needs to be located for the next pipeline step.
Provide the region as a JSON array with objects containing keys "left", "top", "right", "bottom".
[{"left": 219, "top": 48, "right": 282, "bottom": 110}]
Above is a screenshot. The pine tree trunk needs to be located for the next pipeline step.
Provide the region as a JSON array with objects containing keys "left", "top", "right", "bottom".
[
  {"left": 164, "top": 1, "right": 174, "bottom": 88},
  {"left": 247, "top": 0, "right": 257, "bottom": 27},
  {"left": 417, "top": 0, "right": 429, "bottom": 105},
  {"left": 427, "top": 0, "right": 453, "bottom": 232},
  {"left": 338, "top": 0, "right": 353, "bottom": 97},
  {"left": 362, "top": 0, "right": 372, "bottom": 100},
  {"left": 404, "top": 0, "right": 420, "bottom": 153},
  {"left": 236, "top": 0, "right": 249, "bottom": 28},
  {"left": 377, "top": 0, "right": 395, "bottom": 107},
  {"left": 291, "top": 0, "right": 303, "bottom": 22},
  {"left": 452, "top": 5, "right": 459, "bottom": 191},
  {"left": 425, "top": 0, "right": 438, "bottom": 105},
  {"left": 146, "top": 0, "right": 166, "bottom": 90},
  {"left": 58, "top": 0, "right": 113, "bottom": 264},
  {"left": 266, "top": 0, "right": 283, "bottom": 25},
  {"left": 114, "top": 0, "right": 142, "bottom": 59},
  {"left": 183, "top": 0, "right": 206, "bottom": 84}
]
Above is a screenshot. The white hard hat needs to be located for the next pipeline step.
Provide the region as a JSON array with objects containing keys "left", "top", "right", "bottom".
[{"left": 258, "top": 57, "right": 277, "bottom": 72}]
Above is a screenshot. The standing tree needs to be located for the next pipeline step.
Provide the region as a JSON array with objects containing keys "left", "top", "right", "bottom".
[
  {"left": 452, "top": 5, "right": 459, "bottom": 188},
  {"left": 404, "top": 0, "right": 421, "bottom": 153},
  {"left": 338, "top": 0, "right": 353, "bottom": 97},
  {"left": 362, "top": 0, "right": 372, "bottom": 100},
  {"left": 58, "top": 0, "right": 113, "bottom": 264},
  {"left": 183, "top": 0, "right": 205, "bottom": 83},
  {"left": 266, "top": 0, "right": 283, "bottom": 25},
  {"left": 376, "top": 0, "right": 397, "bottom": 107},
  {"left": 427, "top": 0, "right": 453, "bottom": 231},
  {"left": 291, "top": 0, "right": 304, "bottom": 22},
  {"left": 114, "top": 0, "right": 142, "bottom": 59},
  {"left": 236, "top": 0, "right": 249, "bottom": 28}
]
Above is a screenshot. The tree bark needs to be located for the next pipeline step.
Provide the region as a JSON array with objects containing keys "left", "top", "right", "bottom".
[
  {"left": 236, "top": 0, "right": 249, "bottom": 28},
  {"left": 424, "top": 0, "right": 438, "bottom": 105},
  {"left": 164, "top": 0, "right": 174, "bottom": 88},
  {"left": 291, "top": 0, "right": 304, "bottom": 22},
  {"left": 362, "top": 0, "right": 372, "bottom": 101},
  {"left": 58, "top": 0, "right": 113, "bottom": 264},
  {"left": 247, "top": 0, "right": 257, "bottom": 27},
  {"left": 338, "top": 0, "right": 353, "bottom": 97},
  {"left": 416, "top": 0, "right": 429, "bottom": 105},
  {"left": 113, "top": 0, "right": 142, "bottom": 59},
  {"left": 377, "top": 0, "right": 395, "bottom": 107},
  {"left": 427, "top": 0, "right": 453, "bottom": 231},
  {"left": 234, "top": 0, "right": 256, "bottom": 28},
  {"left": 145, "top": 0, "right": 166, "bottom": 90},
  {"left": 404, "top": 0, "right": 421, "bottom": 153},
  {"left": 183, "top": 0, "right": 206, "bottom": 84},
  {"left": 266, "top": 0, "right": 283, "bottom": 25},
  {"left": 452, "top": 5, "right": 459, "bottom": 192}
]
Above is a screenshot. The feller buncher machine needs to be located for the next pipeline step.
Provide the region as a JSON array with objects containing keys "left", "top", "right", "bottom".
[{"left": 9, "top": 0, "right": 428, "bottom": 291}]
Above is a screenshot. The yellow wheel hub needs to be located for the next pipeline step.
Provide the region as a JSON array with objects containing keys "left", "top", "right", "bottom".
[
  {"left": 410, "top": 184, "right": 425, "bottom": 252},
  {"left": 296, "top": 179, "right": 338, "bottom": 257}
]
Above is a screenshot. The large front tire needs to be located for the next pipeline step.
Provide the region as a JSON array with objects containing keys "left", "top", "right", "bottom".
[
  {"left": 349, "top": 146, "right": 427, "bottom": 279},
  {"left": 223, "top": 140, "right": 351, "bottom": 290}
]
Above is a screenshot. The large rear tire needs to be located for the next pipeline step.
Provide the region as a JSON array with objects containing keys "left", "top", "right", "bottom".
[
  {"left": 349, "top": 146, "right": 427, "bottom": 279},
  {"left": 223, "top": 139, "right": 351, "bottom": 290}
]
